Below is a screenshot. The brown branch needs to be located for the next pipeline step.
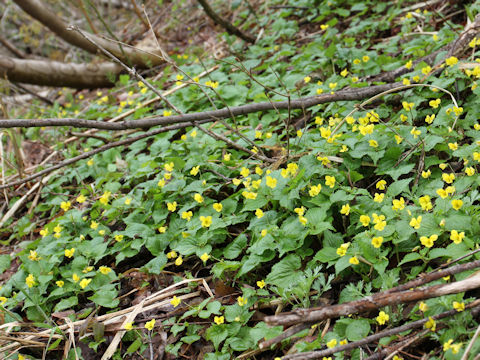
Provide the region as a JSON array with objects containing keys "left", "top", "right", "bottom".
[
  {"left": 13, "top": 0, "right": 164, "bottom": 68},
  {"left": 0, "top": 81, "right": 406, "bottom": 130},
  {"left": 265, "top": 263, "right": 480, "bottom": 327},
  {"left": 0, "top": 34, "right": 27, "bottom": 59},
  {"left": 197, "top": 0, "right": 256, "bottom": 43},
  {"left": 280, "top": 299, "right": 480, "bottom": 360}
]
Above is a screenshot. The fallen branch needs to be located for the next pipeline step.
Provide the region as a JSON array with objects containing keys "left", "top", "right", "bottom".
[
  {"left": 281, "top": 299, "right": 480, "bottom": 359},
  {"left": 0, "top": 81, "right": 408, "bottom": 130},
  {"left": 197, "top": 0, "right": 256, "bottom": 43},
  {"left": 266, "top": 271, "right": 480, "bottom": 327}
]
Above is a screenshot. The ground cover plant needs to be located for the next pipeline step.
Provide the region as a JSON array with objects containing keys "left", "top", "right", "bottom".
[{"left": 2, "top": 0, "right": 480, "bottom": 359}]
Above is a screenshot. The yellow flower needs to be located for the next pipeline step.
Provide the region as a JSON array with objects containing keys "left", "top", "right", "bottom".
[
  {"left": 40, "top": 228, "right": 48, "bottom": 237},
  {"left": 453, "top": 301, "right": 465, "bottom": 312},
  {"left": 124, "top": 322, "right": 133, "bottom": 330},
  {"left": 363, "top": 55, "right": 370, "bottom": 62},
  {"left": 448, "top": 142, "right": 458, "bottom": 151},
  {"left": 325, "top": 175, "right": 335, "bottom": 188},
  {"left": 237, "top": 296, "right": 248, "bottom": 306},
  {"left": 425, "top": 114, "right": 435, "bottom": 124},
  {"left": 255, "top": 209, "right": 264, "bottom": 219},
  {"left": 419, "top": 301, "right": 428, "bottom": 312},
  {"left": 175, "top": 256, "right": 183, "bottom": 266},
  {"left": 60, "top": 201, "right": 71, "bottom": 211},
  {"left": 200, "top": 216, "right": 212, "bottom": 228},
  {"left": 402, "top": 78, "right": 411, "bottom": 85},
  {"left": 167, "top": 201, "right": 177, "bottom": 212},
  {"left": 405, "top": 60, "right": 413, "bottom": 69},
  {"left": 317, "top": 156, "right": 330, "bottom": 166},
  {"left": 163, "top": 110, "right": 172, "bottom": 116},
  {"left": 369, "top": 139, "right": 378, "bottom": 148},
  {"left": 79, "top": 278, "right": 91, "bottom": 289},
  {"left": 90, "top": 221, "right": 98, "bottom": 230},
  {"left": 453, "top": 106, "right": 463, "bottom": 116},
  {"left": 64, "top": 248, "right": 75, "bottom": 258},
  {"left": 420, "top": 234, "right": 438, "bottom": 248},
  {"left": 450, "top": 230, "right": 465, "bottom": 244},
  {"left": 124, "top": 198, "right": 132, "bottom": 205},
  {"left": 316, "top": 88, "right": 323, "bottom": 95},
  {"left": 326, "top": 338, "right": 337, "bottom": 348},
  {"left": 83, "top": 266, "right": 93, "bottom": 273},
  {"left": 445, "top": 56, "right": 458, "bottom": 66},
  {"left": 54, "top": 225, "right": 62, "bottom": 233},
  {"left": 72, "top": 273, "right": 80, "bottom": 282},
  {"left": 402, "top": 101, "right": 414, "bottom": 111},
  {"left": 392, "top": 197, "right": 405, "bottom": 211},
  {"left": 400, "top": 114, "right": 408, "bottom": 122},
  {"left": 261, "top": 229, "right": 268, "bottom": 237},
  {"left": 190, "top": 130, "right": 198, "bottom": 137},
  {"left": 376, "top": 180, "right": 386, "bottom": 190},
  {"left": 424, "top": 317, "right": 436, "bottom": 331},
  {"left": 336, "top": 242, "right": 350, "bottom": 256},
  {"left": 349, "top": 256, "right": 359, "bottom": 265},
  {"left": 451, "top": 199, "right": 463, "bottom": 210},
  {"left": 200, "top": 253, "right": 210, "bottom": 262},
  {"left": 99, "top": 191, "right": 111, "bottom": 205},
  {"left": 145, "top": 318, "right": 156, "bottom": 331},
  {"left": 299, "top": 216, "right": 308, "bottom": 226},
  {"left": 28, "top": 250, "right": 40, "bottom": 261},
  {"left": 422, "top": 65, "right": 432, "bottom": 75},
  {"left": 214, "top": 316, "right": 225, "bottom": 325},
  {"left": 87, "top": 159, "right": 94, "bottom": 166},
  {"left": 157, "top": 179, "right": 166, "bottom": 188},
  {"left": 257, "top": 280, "right": 266, "bottom": 289},
  {"left": 444, "top": 339, "right": 453, "bottom": 352},
  {"left": 450, "top": 343, "right": 462, "bottom": 354},
  {"left": 211, "top": 203, "right": 223, "bottom": 213},
  {"left": 329, "top": 82, "right": 337, "bottom": 90},
  {"left": 340, "top": 69, "right": 348, "bottom": 77},
  {"left": 171, "top": 296, "right": 181, "bottom": 307},
  {"left": 421, "top": 169, "right": 431, "bottom": 178},
  {"left": 56, "top": 280, "right": 64, "bottom": 287},
  {"left": 99, "top": 266, "right": 111, "bottom": 275},
  {"left": 359, "top": 215, "right": 370, "bottom": 227},
  {"left": 465, "top": 166, "right": 475, "bottom": 176},
  {"left": 167, "top": 251, "right": 177, "bottom": 259},
  {"left": 376, "top": 311, "right": 389, "bottom": 325},
  {"left": 182, "top": 211, "right": 193, "bottom": 221},
  {"left": 115, "top": 234, "right": 124, "bottom": 242},
  {"left": 320, "top": 24, "right": 329, "bottom": 30},
  {"left": 419, "top": 195, "right": 433, "bottom": 211},
  {"left": 409, "top": 216, "right": 422, "bottom": 230},
  {"left": 194, "top": 193, "right": 204, "bottom": 203},
  {"left": 190, "top": 166, "right": 200, "bottom": 176},
  {"left": 25, "top": 274, "right": 36, "bottom": 288},
  {"left": 242, "top": 191, "right": 257, "bottom": 200},
  {"left": 353, "top": 58, "right": 361, "bottom": 64},
  {"left": 442, "top": 173, "right": 455, "bottom": 184},
  {"left": 340, "top": 204, "right": 350, "bottom": 215},
  {"left": 410, "top": 127, "right": 421, "bottom": 138},
  {"left": 436, "top": 188, "right": 448, "bottom": 199},
  {"left": 373, "top": 193, "right": 384, "bottom": 203},
  {"left": 371, "top": 236, "right": 383, "bottom": 248},
  {"left": 240, "top": 167, "right": 250, "bottom": 178},
  {"left": 266, "top": 176, "right": 277, "bottom": 189}
]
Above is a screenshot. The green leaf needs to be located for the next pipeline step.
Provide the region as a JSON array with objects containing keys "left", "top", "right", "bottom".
[
  {"left": 346, "top": 319, "right": 370, "bottom": 341},
  {"left": 205, "top": 325, "right": 228, "bottom": 350},
  {"left": 143, "top": 254, "right": 167, "bottom": 275},
  {"left": 89, "top": 289, "right": 119, "bottom": 308},
  {"left": 266, "top": 254, "right": 301, "bottom": 288},
  {"left": 0, "top": 255, "right": 11, "bottom": 273},
  {"left": 223, "top": 234, "right": 247, "bottom": 259},
  {"left": 54, "top": 296, "right": 78, "bottom": 312}
]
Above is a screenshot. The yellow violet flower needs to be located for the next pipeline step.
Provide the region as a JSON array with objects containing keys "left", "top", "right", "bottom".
[
  {"left": 90, "top": 221, "right": 98, "bottom": 230},
  {"left": 326, "top": 338, "right": 337, "bottom": 348},
  {"left": 167, "top": 251, "right": 177, "bottom": 259},
  {"left": 349, "top": 256, "right": 359, "bottom": 265},
  {"left": 336, "top": 243, "right": 350, "bottom": 256},
  {"left": 190, "top": 166, "right": 200, "bottom": 176},
  {"left": 79, "top": 278, "right": 91, "bottom": 289},
  {"left": 402, "top": 101, "right": 414, "bottom": 111},
  {"left": 363, "top": 55, "right": 370, "bottom": 62},
  {"left": 213, "top": 203, "right": 223, "bottom": 212},
  {"left": 175, "top": 256, "right": 183, "bottom": 266},
  {"left": 373, "top": 193, "right": 384, "bottom": 203},
  {"left": 340, "top": 69, "right": 348, "bottom": 77},
  {"left": 266, "top": 176, "right": 277, "bottom": 189},
  {"left": 425, "top": 114, "right": 435, "bottom": 124},
  {"left": 445, "top": 56, "right": 458, "bottom": 66},
  {"left": 25, "top": 274, "right": 36, "bottom": 288},
  {"left": 145, "top": 318, "right": 155, "bottom": 331},
  {"left": 124, "top": 322, "right": 133, "bottom": 330},
  {"left": 419, "top": 195, "right": 433, "bottom": 211},
  {"left": 410, "top": 127, "right": 421, "bottom": 138},
  {"left": 99, "top": 191, "right": 111, "bottom": 205},
  {"left": 451, "top": 199, "right": 463, "bottom": 210},
  {"left": 214, "top": 316, "right": 225, "bottom": 325},
  {"left": 194, "top": 193, "right": 204, "bottom": 203},
  {"left": 369, "top": 139, "right": 378, "bottom": 148},
  {"left": 294, "top": 206, "right": 306, "bottom": 216},
  {"left": 405, "top": 60, "right": 413, "bottom": 69},
  {"left": 422, "top": 65, "right": 432, "bottom": 75},
  {"left": 340, "top": 204, "right": 350, "bottom": 215},
  {"left": 376, "top": 180, "right": 386, "bottom": 190},
  {"left": 115, "top": 234, "right": 124, "bottom": 242},
  {"left": 64, "top": 248, "right": 75, "bottom": 258},
  {"left": 56, "top": 280, "right": 64, "bottom": 287},
  {"left": 424, "top": 317, "right": 436, "bottom": 331},
  {"left": 419, "top": 301, "right": 428, "bottom": 312},
  {"left": 409, "top": 216, "right": 422, "bottom": 229},
  {"left": 124, "top": 198, "right": 132, "bottom": 205},
  {"left": 453, "top": 301, "right": 465, "bottom": 312},
  {"left": 450, "top": 230, "right": 465, "bottom": 244},
  {"left": 200, "top": 216, "right": 212, "bottom": 228},
  {"left": 167, "top": 201, "right": 177, "bottom": 212},
  {"left": 261, "top": 229, "right": 268, "bottom": 237},
  {"left": 299, "top": 216, "right": 308, "bottom": 226},
  {"left": 99, "top": 266, "right": 111, "bottom": 275},
  {"left": 421, "top": 169, "right": 431, "bottom": 178},
  {"left": 171, "top": 296, "right": 181, "bottom": 307},
  {"left": 392, "top": 197, "right": 405, "bottom": 211},
  {"left": 325, "top": 175, "right": 335, "bottom": 188},
  {"left": 255, "top": 209, "right": 264, "bottom": 218},
  {"left": 237, "top": 296, "right": 248, "bottom": 306},
  {"left": 465, "top": 167, "right": 475, "bottom": 176},
  {"left": 28, "top": 250, "right": 40, "bottom": 261},
  {"left": 60, "top": 201, "right": 71, "bottom": 211},
  {"left": 359, "top": 215, "right": 371, "bottom": 227},
  {"left": 420, "top": 234, "right": 438, "bottom": 248},
  {"left": 182, "top": 211, "right": 193, "bottom": 221},
  {"left": 376, "top": 311, "right": 389, "bottom": 325},
  {"left": 72, "top": 273, "right": 80, "bottom": 282},
  {"left": 442, "top": 173, "right": 455, "bottom": 184},
  {"left": 200, "top": 253, "right": 210, "bottom": 262},
  {"left": 76, "top": 194, "right": 86, "bottom": 203},
  {"left": 257, "top": 280, "right": 266, "bottom": 289},
  {"left": 371, "top": 236, "right": 383, "bottom": 248}
]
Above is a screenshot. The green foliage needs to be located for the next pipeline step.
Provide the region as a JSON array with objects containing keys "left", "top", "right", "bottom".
[{"left": 3, "top": 0, "right": 480, "bottom": 358}]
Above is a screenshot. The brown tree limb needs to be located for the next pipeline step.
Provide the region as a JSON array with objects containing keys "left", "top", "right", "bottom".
[
  {"left": 0, "top": 34, "right": 27, "bottom": 59},
  {"left": 0, "top": 55, "right": 122, "bottom": 88},
  {"left": 265, "top": 263, "right": 480, "bottom": 327},
  {"left": 280, "top": 299, "right": 480, "bottom": 359},
  {"left": 0, "top": 81, "right": 406, "bottom": 129},
  {"left": 12, "top": 0, "right": 164, "bottom": 68},
  {"left": 197, "top": 0, "right": 256, "bottom": 43}
]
